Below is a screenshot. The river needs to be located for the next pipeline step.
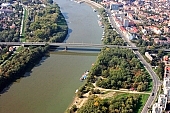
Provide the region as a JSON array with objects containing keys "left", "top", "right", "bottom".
[{"left": 0, "top": 0, "right": 103, "bottom": 113}]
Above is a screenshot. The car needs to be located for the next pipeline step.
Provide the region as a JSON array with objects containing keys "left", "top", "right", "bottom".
[{"left": 152, "top": 93, "right": 154, "bottom": 96}]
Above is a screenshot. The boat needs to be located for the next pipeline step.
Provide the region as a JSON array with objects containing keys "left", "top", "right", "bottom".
[
  {"left": 80, "top": 70, "right": 89, "bottom": 81},
  {"left": 98, "top": 20, "right": 102, "bottom": 26},
  {"left": 93, "top": 9, "right": 96, "bottom": 12},
  {"left": 75, "top": 89, "right": 78, "bottom": 93}
]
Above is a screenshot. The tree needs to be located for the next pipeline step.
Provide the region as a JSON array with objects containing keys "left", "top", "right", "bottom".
[
  {"left": 157, "top": 50, "right": 164, "bottom": 59},
  {"left": 47, "top": 0, "right": 53, "bottom": 4}
]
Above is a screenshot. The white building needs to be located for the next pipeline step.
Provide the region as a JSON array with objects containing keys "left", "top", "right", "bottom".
[
  {"left": 1, "top": 3, "right": 11, "bottom": 8},
  {"left": 152, "top": 103, "right": 162, "bottom": 113},
  {"left": 158, "top": 94, "right": 167, "bottom": 111},
  {"left": 145, "top": 52, "right": 153, "bottom": 61},
  {"left": 126, "top": 32, "right": 133, "bottom": 40},
  {"left": 163, "top": 77, "right": 170, "bottom": 88},
  {"left": 164, "top": 87, "right": 170, "bottom": 102}
]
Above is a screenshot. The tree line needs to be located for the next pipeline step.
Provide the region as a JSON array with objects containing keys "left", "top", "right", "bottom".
[
  {"left": 98, "top": 9, "right": 126, "bottom": 46},
  {"left": 25, "top": 3, "right": 68, "bottom": 42},
  {"left": 87, "top": 47, "right": 151, "bottom": 92}
]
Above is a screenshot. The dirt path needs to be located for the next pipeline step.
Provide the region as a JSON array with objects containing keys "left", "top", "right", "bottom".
[{"left": 93, "top": 83, "right": 151, "bottom": 95}]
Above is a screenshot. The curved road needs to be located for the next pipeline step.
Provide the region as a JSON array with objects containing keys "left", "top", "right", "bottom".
[{"left": 106, "top": 9, "right": 161, "bottom": 113}]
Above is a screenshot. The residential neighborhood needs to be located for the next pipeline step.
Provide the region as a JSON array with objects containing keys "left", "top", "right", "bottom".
[
  {"left": 102, "top": 0, "right": 170, "bottom": 47},
  {"left": 100, "top": 0, "right": 170, "bottom": 113}
]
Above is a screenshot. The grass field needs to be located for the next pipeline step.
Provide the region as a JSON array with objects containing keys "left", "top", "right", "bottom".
[
  {"left": 112, "top": 93, "right": 150, "bottom": 113},
  {"left": 20, "top": 7, "right": 28, "bottom": 42}
]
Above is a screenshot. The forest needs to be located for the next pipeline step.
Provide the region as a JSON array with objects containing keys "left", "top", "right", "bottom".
[
  {"left": 77, "top": 94, "right": 141, "bottom": 113},
  {"left": 25, "top": 3, "right": 68, "bottom": 42},
  {"left": 88, "top": 47, "right": 151, "bottom": 92}
]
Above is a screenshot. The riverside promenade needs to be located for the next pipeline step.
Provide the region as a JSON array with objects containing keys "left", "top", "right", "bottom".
[{"left": 78, "top": 0, "right": 103, "bottom": 9}]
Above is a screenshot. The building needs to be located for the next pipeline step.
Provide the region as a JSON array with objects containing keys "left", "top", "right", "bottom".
[
  {"left": 164, "top": 87, "right": 170, "bottom": 102},
  {"left": 110, "top": 2, "right": 123, "bottom": 11},
  {"left": 158, "top": 94, "right": 167, "bottom": 110},
  {"left": 110, "top": 3, "right": 119, "bottom": 10},
  {"left": 126, "top": 32, "right": 135, "bottom": 40},
  {"left": 1, "top": 3, "right": 11, "bottom": 8},
  {"left": 123, "top": 19, "right": 129, "bottom": 27},
  {"left": 145, "top": 52, "right": 153, "bottom": 61},
  {"left": 152, "top": 103, "right": 162, "bottom": 113},
  {"left": 163, "top": 77, "right": 170, "bottom": 88},
  {"left": 163, "top": 56, "right": 169, "bottom": 61}
]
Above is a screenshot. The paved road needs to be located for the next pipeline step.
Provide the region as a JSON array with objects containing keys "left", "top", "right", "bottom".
[{"left": 106, "top": 9, "right": 161, "bottom": 113}]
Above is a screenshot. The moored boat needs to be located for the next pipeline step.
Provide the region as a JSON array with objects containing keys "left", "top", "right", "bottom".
[{"left": 80, "top": 70, "right": 89, "bottom": 81}]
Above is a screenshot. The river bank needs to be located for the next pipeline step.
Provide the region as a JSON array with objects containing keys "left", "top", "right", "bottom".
[
  {"left": 0, "top": 46, "right": 50, "bottom": 93},
  {"left": 84, "top": 0, "right": 103, "bottom": 9},
  {"left": 65, "top": 1, "right": 104, "bottom": 112},
  {"left": 75, "top": 0, "right": 103, "bottom": 9}
]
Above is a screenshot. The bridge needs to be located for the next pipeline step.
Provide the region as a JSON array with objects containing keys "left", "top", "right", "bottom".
[
  {"left": 0, "top": 42, "right": 170, "bottom": 52},
  {"left": 0, "top": 42, "right": 137, "bottom": 49}
]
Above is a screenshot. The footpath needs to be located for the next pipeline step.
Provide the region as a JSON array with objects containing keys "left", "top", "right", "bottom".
[{"left": 76, "top": 0, "right": 103, "bottom": 9}]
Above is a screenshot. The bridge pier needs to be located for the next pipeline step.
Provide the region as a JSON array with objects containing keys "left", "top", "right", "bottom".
[{"left": 64, "top": 46, "right": 67, "bottom": 51}]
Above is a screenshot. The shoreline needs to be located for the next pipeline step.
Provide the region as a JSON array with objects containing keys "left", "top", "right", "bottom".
[
  {"left": 66, "top": 1, "right": 104, "bottom": 112},
  {"left": 76, "top": 0, "right": 103, "bottom": 9},
  {"left": 83, "top": 0, "right": 103, "bottom": 9}
]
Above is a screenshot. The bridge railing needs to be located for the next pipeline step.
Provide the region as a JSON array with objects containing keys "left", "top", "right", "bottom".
[{"left": 0, "top": 42, "right": 140, "bottom": 50}]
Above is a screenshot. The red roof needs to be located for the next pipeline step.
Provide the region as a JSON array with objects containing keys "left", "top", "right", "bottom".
[
  {"left": 164, "top": 56, "right": 169, "bottom": 61},
  {"left": 120, "top": 26, "right": 126, "bottom": 32},
  {"left": 132, "top": 27, "right": 138, "bottom": 33},
  {"left": 166, "top": 67, "right": 170, "bottom": 71}
]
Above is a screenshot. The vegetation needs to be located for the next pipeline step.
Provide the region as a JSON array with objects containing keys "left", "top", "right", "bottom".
[
  {"left": 0, "top": 45, "right": 49, "bottom": 92},
  {"left": 87, "top": 47, "right": 151, "bottom": 92},
  {"left": 25, "top": 3, "right": 68, "bottom": 42},
  {"left": 76, "top": 93, "right": 146, "bottom": 113},
  {"left": 0, "top": 2, "right": 22, "bottom": 42},
  {"left": 98, "top": 9, "right": 126, "bottom": 46}
]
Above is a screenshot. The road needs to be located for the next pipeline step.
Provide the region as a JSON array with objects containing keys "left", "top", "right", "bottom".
[{"left": 106, "top": 9, "right": 161, "bottom": 113}]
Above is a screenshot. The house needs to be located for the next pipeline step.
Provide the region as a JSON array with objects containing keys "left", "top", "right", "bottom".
[
  {"left": 142, "top": 29, "right": 147, "bottom": 35},
  {"left": 145, "top": 52, "right": 153, "bottom": 61},
  {"left": 8, "top": 46, "right": 14, "bottom": 52},
  {"left": 10, "top": 23, "right": 16, "bottom": 29},
  {"left": 129, "top": 27, "right": 138, "bottom": 33},
  {"left": 163, "top": 56, "right": 169, "bottom": 61},
  {"left": 150, "top": 26, "right": 162, "bottom": 34}
]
